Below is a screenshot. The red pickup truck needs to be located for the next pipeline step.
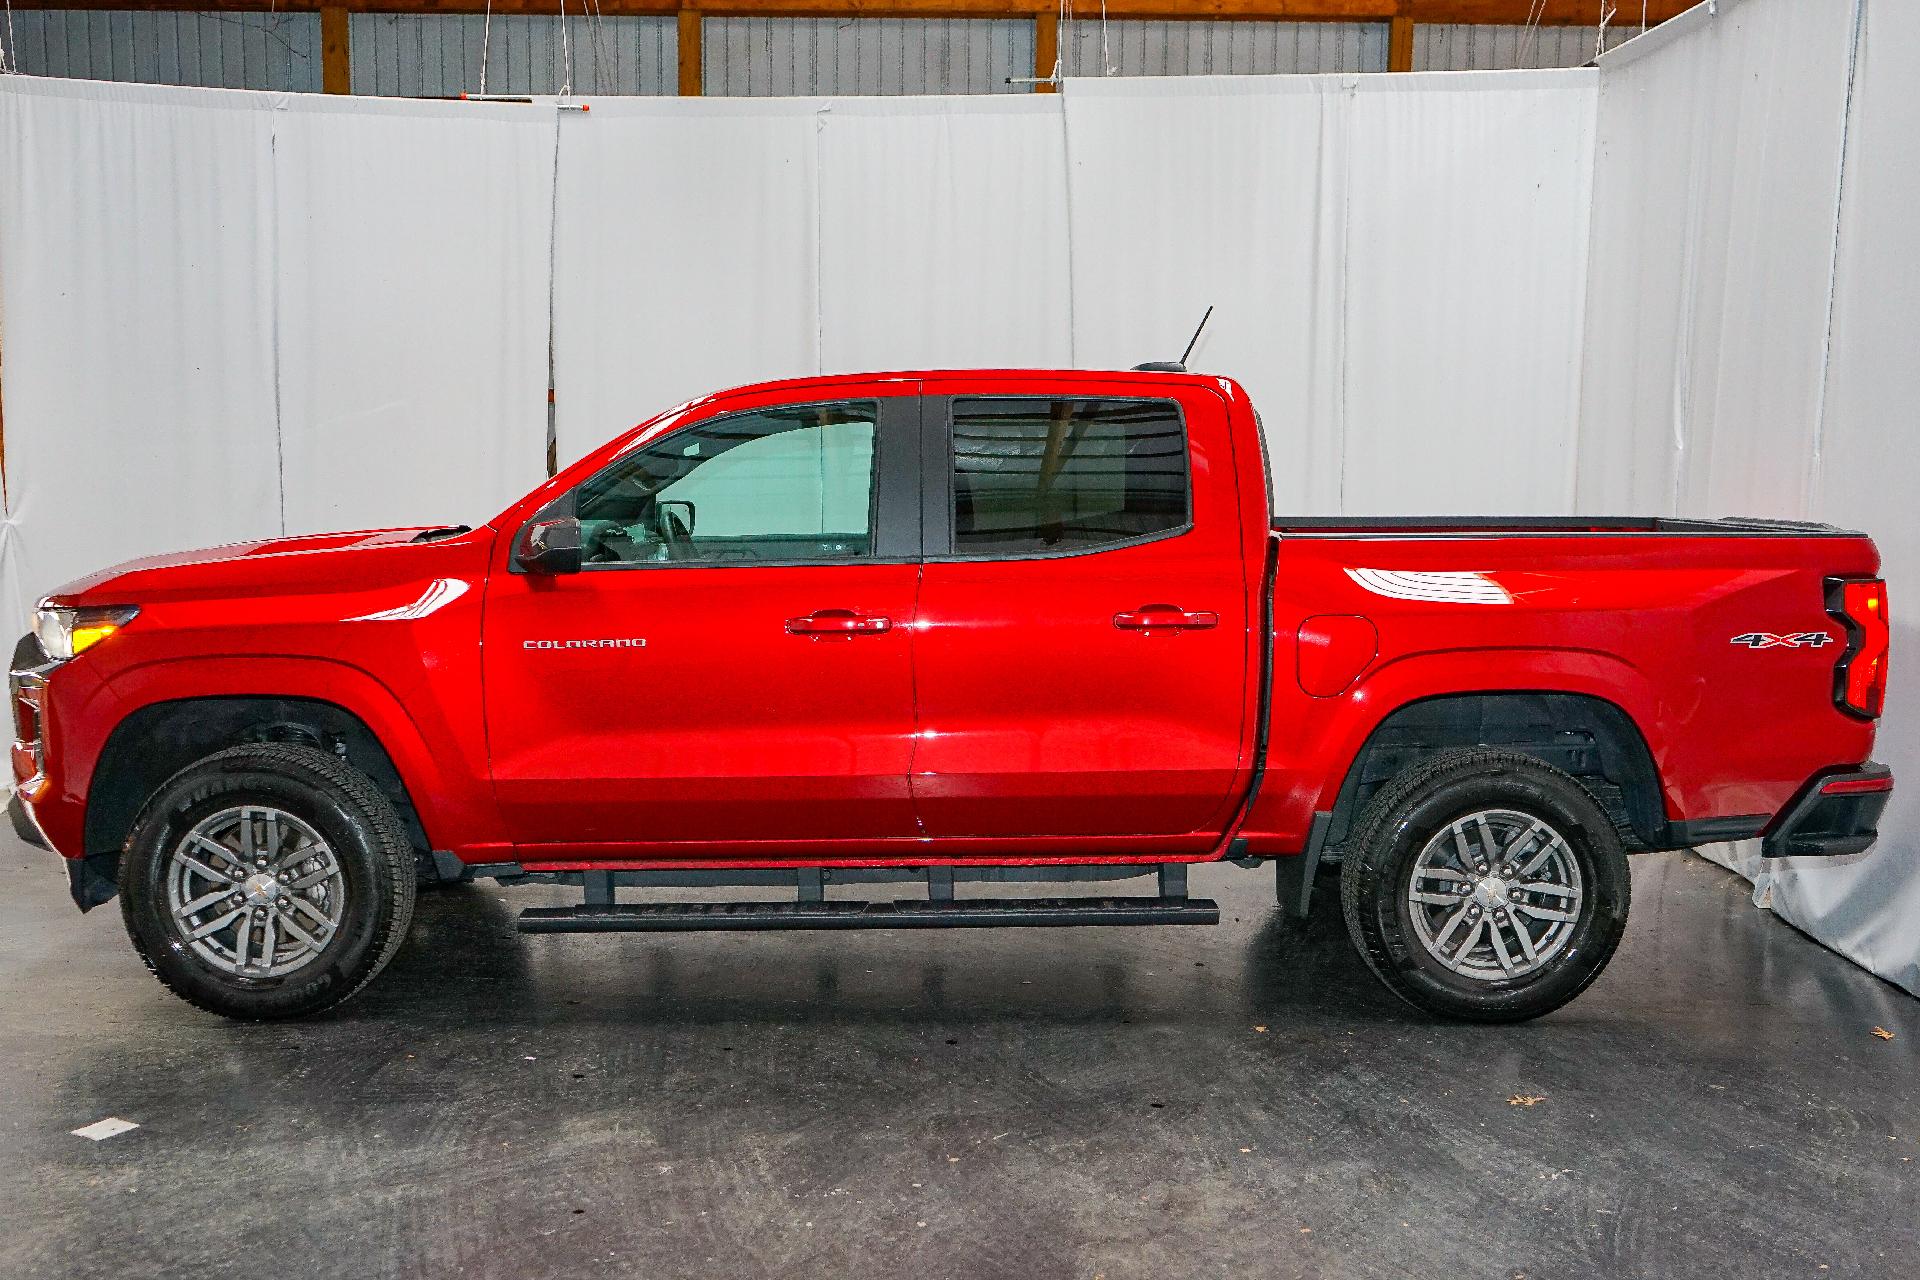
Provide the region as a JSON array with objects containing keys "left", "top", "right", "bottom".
[{"left": 10, "top": 370, "right": 1892, "bottom": 1024}]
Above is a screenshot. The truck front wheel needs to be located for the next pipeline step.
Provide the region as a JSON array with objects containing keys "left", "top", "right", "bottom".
[
  {"left": 118, "top": 743, "right": 417, "bottom": 1020},
  {"left": 1339, "top": 749, "right": 1630, "bottom": 1023}
]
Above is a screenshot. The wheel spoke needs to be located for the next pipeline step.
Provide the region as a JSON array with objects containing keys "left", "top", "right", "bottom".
[
  {"left": 287, "top": 853, "right": 339, "bottom": 890},
  {"left": 285, "top": 894, "right": 337, "bottom": 942},
  {"left": 1414, "top": 866, "right": 1471, "bottom": 885},
  {"left": 1487, "top": 918, "right": 1517, "bottom": 975},
  {"left": 1500, "top": 818, "right": 1547, "bottom": 865},
  {"left": 1432, "top": 902, "right": 1473, "bottom": 952},
  {"left": 178, "top": 849, "right": 237, "bottom": 884},
  {"left": 279, "top": 912, "right": 324, "bottom": 951},
  {"left": 1473, "top": 814, "right": 1499, "bottom": 868},
  {"left": 232, "top": 908, "right": 254, "bottom": 968},
  {"left": 1519, "top": 880, "right": 1579, "bottom": 900},
  {"left": 258, "top": 910, "right": 278, "bottom": 969},
  {"left": 1509, "top": 914, "right": 1541, "bottom": 964},
  {"left": 236, "top": 808, "right": 256, "bottom": 858},
  {"left": 1411, "top": 890, "right": 1459, "bottom": 906},
  {"left": 271, "top": 834, "right": 316, "bottom": 871},
  {"left": 187, "top": 907, "right": 244, "bottom": 941},
  {"left": 1515, "top": 901, "right": 1578, "bottom": 924},
  {"left": 175, "top": 887, "right": 232, "bottom": 919},
  {"left": 1450, "top": 824, "right": 1477, "bottom": 873},
  {"left": 1447, "top": 917, "right": 1486, "bottom": 972},
  {"left": 1517, "top": 835, "right": 1564, "bottom": 879}
]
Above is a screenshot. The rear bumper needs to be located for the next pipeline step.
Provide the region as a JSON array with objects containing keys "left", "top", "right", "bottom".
[{"left": 1760, "top": 762, "right": 1893, "bottom": 858}]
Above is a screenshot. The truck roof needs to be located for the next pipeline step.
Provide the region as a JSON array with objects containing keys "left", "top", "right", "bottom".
[{"left": 702, "top": 368, "right": 1239, "bottom": 400}]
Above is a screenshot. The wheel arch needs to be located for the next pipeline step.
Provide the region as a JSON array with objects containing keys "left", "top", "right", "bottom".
[
  {"left": 1321, "top": 690, "right": 1670, "bottom": 855},
  {"left": 86, "top": 695, "right": 432, "bottom": 865}
]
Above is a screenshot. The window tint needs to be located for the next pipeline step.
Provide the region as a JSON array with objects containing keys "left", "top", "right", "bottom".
[
  {"left": 949, "top": 398, "right": 1187, "bottom": 555},
  {"left": 576, "top": 402, "right": 877, "bottom": 565}
]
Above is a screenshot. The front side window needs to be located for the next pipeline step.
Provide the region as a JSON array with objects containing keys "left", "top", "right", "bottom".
[
  {"left": 949, "top": 398, "right": 1188, "bottom": 556},
  {"left": 576, "top": 401, "right": 877, "bottom": 565}
]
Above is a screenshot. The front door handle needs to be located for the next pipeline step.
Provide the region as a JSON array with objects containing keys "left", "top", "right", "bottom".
[
  {"left": 1114, "top": 604, "right": 1219, "bottom": 633},
  {"left": 786, "top": 609, "right": 892, "bottom": 638}
]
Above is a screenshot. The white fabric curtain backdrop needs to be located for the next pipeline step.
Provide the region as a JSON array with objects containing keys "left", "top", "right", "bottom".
[
  {"left": 552, "top": 71, "right": 1596, "bottom": 491},
  {"left": 271, "top": 93, "right": 555, "bottom": 533},
  {"left": 1579, "top": 0, "right": 1856, "bottom": 518},
  {"left": 1785, "top": 0, "right": 1920, "bottom": 997},
  {"left": 551, "top": 94, "right": 1073, "bottom": 467},
  {"left": 0, "top": 78, "right": 280, "bottom": 624},
  {"left": 550, "top": 97, "right": 825, "bottom": 467},
  {"left": 816, "top": 96, "right": 1073, "bottom": 378},
  {"left": 1065, "top": 71, "right": 1594, "bottom": 517},
  {"left": 1060, "top": 75, "right": 1347, "bottom": 514},
  {"left": 1583, "top": 0, "right": 1918, "bottom": 994},
  {"left": 0, "top": 77, "right": 554, "bottom": 619}
]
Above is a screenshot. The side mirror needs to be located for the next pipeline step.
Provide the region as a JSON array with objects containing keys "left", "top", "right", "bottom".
[
  {"left": 658, "top": 499, "right": 696, "bottom": 539},
  {"left": 515, "top": 517, "right": 583, "bottom": 576}
]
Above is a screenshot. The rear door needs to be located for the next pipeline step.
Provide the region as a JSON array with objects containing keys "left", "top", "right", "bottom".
[{"left": 908, "top": 380, "right": 1252, "bottom": 843}]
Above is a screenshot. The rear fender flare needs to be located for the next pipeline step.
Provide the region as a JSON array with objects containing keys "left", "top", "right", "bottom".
[{"left": 1309, "top": 647, "right": 1671, "bottom": 823}]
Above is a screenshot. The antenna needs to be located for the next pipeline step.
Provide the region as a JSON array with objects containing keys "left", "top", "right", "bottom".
[
  {"left": 1180, "top": 305, "right": 1214, "bottom": 367},
  {"left": 1132, "top": 304, "right": 1215, "bottom": 373}
]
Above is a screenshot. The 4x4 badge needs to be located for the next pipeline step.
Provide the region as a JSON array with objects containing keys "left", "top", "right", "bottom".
[{"left": 1730, "top": 631, "right": 1835, "bottom": 649}]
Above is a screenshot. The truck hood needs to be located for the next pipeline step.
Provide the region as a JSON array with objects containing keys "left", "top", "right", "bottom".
[{"left": 47, "top": 527, "right": 476, "bottom": 607}]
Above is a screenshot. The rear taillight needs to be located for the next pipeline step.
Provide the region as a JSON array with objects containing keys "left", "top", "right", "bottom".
[{"left": 1826, "top": 577, "right": 1890, "bottom": 719}]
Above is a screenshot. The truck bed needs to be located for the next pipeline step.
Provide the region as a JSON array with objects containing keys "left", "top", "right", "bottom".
[{"left": 1237, "top": 515, "right": 1883, "bottom": 856}]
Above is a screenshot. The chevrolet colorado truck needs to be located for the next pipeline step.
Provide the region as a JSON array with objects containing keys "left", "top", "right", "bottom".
[{"left": 9, "top": 370, "right": 1894, "bottom": 1023}]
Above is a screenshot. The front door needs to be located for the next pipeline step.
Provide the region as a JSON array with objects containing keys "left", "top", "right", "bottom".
[
  {"left": 909, "top": 384, "right": 1252, "bottom": 843},
  {"left": 483, "top": 390, "right": 922, "bottom": 852}
]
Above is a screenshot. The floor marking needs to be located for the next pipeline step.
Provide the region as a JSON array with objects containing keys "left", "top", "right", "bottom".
[{"left": 72, "top": 1117, "right": 140, "bottom": 1141}]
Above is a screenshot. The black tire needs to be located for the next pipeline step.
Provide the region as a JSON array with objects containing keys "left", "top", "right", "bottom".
[
  {"left": 1339, "top": 748, "right": 1630, "bottom": 1023},
  {"left": 119, "top": 743, "right": 417, "bottom": 1020}
]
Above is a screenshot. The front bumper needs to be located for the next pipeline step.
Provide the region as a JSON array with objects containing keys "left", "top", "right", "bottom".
[
  {"left": 9, "top": 788, "right": 117, "bottom": 910},
  {"left": 1760, "top": 762, "right": 1893, "bottom": 858},
  {"left": 7, "top": 788, "right": 50, "bottom": 850}
]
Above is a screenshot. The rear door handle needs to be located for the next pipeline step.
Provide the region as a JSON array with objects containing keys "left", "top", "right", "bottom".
[
  {"left": 1114, "top": 604, "right": 1219, "bottom": 632},
  {"left": 786, "top": 609, "right": 892, "bottom": 638}
]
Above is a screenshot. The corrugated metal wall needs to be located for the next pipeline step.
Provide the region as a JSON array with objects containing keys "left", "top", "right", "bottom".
[
  {"left": 702, "top": 18, "right": 1031, "bottom": 96},
  {"left": 0, "top": 12, "right": 1650, "bottom": 97},
  {"left": 0, "top": 11, "right": 321, "bottom": 91},
  {"left": 1414, "top": 24, "right": 1633, "bottom": 71},
  {"left": 1059, "top": 19, "right": 1388, "bottom": 77},
  {"left": 350, "top": 14, "right": 675, "bottom": 97}
]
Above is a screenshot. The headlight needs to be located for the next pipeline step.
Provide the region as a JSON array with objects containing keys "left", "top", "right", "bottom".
[{"left": 33, "top": 603, "right": 140, "bottom": 662}]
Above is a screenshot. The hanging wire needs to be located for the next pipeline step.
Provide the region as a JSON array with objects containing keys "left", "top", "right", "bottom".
[
  {"left": 2, "top": 0, "right": 18, "bottom": 74},
  {"left": 1062, "top": 0, "right": 1077, "bottom": 81},
  {"left": 1519, "top": 0, "right": 1549, "bottom": 69},
  {"left": 1597, "top": 1, "right": 1616, "bottom": 60},
  {"left": 1100, "top": 0, "right": 1112, "bottom": 76},
  {"left": 557, "top": 0, "right": 572, "bottom": 98},
  {"left": 480, "top": 0, "right": 494, "bottom": 94},
  {"left": 586, "top": 0, "right": 611, "bottom": 92}
]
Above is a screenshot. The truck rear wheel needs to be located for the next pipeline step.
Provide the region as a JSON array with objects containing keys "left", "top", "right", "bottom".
[
  {"left": 1339, "top": 748, "right": 1630, "bottom": 1023},
  {"left": 118, "top": 743, "right": 417, "bottom": 1020}
]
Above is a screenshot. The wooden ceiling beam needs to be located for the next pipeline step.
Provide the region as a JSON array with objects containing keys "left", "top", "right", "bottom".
[{"left": 0, "top": 0, "right": 1695, "bottom": 26}]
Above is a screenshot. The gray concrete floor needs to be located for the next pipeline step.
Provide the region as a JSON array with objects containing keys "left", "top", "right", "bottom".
[{"left": 1, "top": 842, "right": 1915, "bottom": 1280}]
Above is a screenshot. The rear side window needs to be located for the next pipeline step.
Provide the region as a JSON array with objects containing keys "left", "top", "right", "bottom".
[{"left": 948, "top": 398, "right": 1188, "bottom": 556}]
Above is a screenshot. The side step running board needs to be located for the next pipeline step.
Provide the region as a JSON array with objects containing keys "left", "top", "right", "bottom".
[{"left": 518, "top": 896, "right": 1220, "bottom": 934}]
